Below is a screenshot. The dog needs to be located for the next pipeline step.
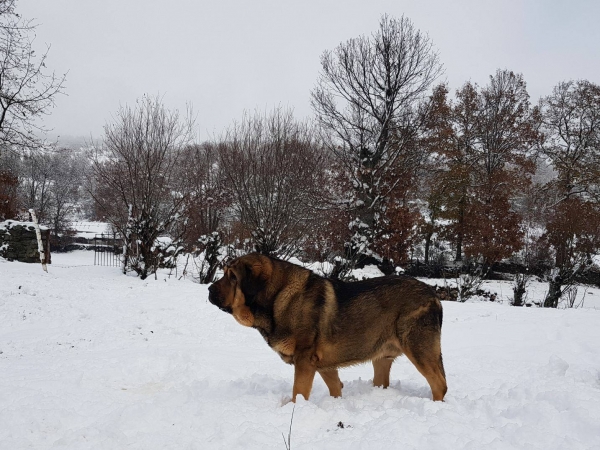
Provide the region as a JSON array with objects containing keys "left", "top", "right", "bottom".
[{"left": 208, "top": 253, "right": 447, "bottom": 402}]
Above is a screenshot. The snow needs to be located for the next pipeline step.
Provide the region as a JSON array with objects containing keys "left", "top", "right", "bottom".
[
  {"left": 350, "top": 264, "right": 384, "bottom": 280},
  {"left": 0, "top": 220, "right": 48, "bottom": 232},
  {"left": 1, "top": 251, "right": 600, "bottom": 449},
  {"left": 298, "top": 261, "right": 385, "bottom": 280},
  {"left": 69, "top": 221, "right": 113, "bottom": 240},
  {"left": 419, "top": 277, "right": 600, "bottom": 309}
]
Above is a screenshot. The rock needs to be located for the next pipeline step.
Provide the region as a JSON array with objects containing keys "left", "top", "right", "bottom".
[{"left": 0, "top": 220, "right": 51, "bottom": 264}]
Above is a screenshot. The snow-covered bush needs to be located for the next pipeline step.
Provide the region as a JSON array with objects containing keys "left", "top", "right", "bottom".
[
  {"left": 193, "top": 232, "right": 223, "bottom": 284},
  {"left": 512, "top": 272, "right": 531, "bottom": 307},
  {"left": 456, "top": 272, "right": 485, "bottom": 302}
]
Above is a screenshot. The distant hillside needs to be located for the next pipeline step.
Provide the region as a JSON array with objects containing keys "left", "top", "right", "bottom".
[{"left": 46, "top": 134, "right": 101, "bottom": 150}]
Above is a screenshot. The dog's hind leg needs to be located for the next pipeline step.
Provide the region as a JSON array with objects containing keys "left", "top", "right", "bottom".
[
  {"left": 318, "top": 369, "right": 343, "bottom": 397},
  {"left": 372, "top": 358, "right": 394, "bottom": 388},
  {"left": 403, "top": 331, "right": 447, "bottom": 401}
]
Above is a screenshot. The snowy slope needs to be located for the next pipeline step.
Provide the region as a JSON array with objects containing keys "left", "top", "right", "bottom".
[{"left": 1, "top": 252, "right": 600, "bottom": 449}]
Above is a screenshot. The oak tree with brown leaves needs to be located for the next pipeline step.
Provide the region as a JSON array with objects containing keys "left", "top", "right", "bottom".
[{"left": 424, "top": 71, "right": 539, "bottom": 268}]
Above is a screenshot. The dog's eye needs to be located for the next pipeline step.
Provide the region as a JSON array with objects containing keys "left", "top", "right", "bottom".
[{"left": 229, "top": 272, "right": 237, "bottom": 282}]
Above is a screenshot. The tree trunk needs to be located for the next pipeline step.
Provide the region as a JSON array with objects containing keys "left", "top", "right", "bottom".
[
  {"left": 544, "top": 269, "right": 562, "bottom": 308},
  {"left": 455, "top": 233, "right": 463, "bottom": 262},
  {"left": 513, "top": 284, "right": 526, "bottom": 306},
  {"left": 424, "top": 231, "right": 432, "bottom": 265},
  {"left": 455, "top": 195, "right": 465, "bottom": 262}
]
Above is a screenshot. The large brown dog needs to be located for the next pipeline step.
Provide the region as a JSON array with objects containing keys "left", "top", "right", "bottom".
[{"left": 208, "top": 253, "right": 447, "bottom": 402}]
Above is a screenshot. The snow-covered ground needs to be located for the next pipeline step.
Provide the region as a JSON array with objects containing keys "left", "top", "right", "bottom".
[{"left": 1, "top": 251, "right": 600, "bottom": 449}]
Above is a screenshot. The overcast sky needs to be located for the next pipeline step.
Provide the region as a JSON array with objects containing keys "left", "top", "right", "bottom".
[{"left": 19, "top": 0, "right": 600, "bottom": 144}]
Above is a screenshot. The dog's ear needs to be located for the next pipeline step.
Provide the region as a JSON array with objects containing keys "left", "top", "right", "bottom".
[
  {"left": 240, "top": 255, "right": 273, "bottom": 297},
  {"left": 231, "top": 286, "right": 254, "bottom": 327}
]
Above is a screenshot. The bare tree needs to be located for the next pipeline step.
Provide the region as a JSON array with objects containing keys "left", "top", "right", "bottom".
[
  {"left": 180, "top": 142, "right": 231, "bottom": 284},
  {"left": 0, "top": 144, "right": 19, "bottom": 219},
  {"left": 219, "top": 107, "right": 328, "bottom": 258},
  {"left": 540, "top": 80, "right": 600, "bottom": 307},
  {"left": 540, "top": 80, "right": 600, "bottom": 202},
  {"left": 19, "top": 149, "right": 53, "bottom": 221},
  {"left": 0, "top": 0, "right": 66, "bottom": 154},
  {"left": 91, "top": 96, "right": 194, "bottom": 279},
  {"left": 311, "top": 14, "right": 442, "bottom": 261},
  {"left": 180, "top": 142, "right": 230, "bottom": 245},
  {"left": 46, "top": 147, "right": 85, "bottom": 237},
  {"left": 20, "top": 147, "right": 84, "bottom": 236},
  {"left": 0, "top": 0, "right": 14, "bottom": 16}
]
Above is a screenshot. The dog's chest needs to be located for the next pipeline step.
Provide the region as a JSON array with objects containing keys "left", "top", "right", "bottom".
[{"left": 266, "top": 335, "right": 296, "bottom": 364}]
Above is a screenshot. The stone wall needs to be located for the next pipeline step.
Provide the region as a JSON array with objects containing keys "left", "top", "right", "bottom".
[{"left": 0, "top": 220, "right": 51, "bottom": 264}]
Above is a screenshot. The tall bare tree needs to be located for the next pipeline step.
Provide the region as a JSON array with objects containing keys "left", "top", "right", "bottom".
[
  {"left": 219, "top": 107, "right": 327, "bottom": 258},
  {"left": 0, "top": 0, "right": 66, "bottom": 154},
  {"left": 91, "top": 96, "right": 194, "bottom": 279},
  {"left": 311, "top": 14, "right": 442, "bottom": 261}
]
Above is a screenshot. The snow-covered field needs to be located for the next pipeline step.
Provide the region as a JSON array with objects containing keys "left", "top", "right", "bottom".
[{"left": 1, "top": 251, "right": 600, "bottom": 449}]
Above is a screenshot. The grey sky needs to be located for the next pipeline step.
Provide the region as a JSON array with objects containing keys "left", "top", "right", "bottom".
[{"left": 19, "top": 0, "right": 600, "bottom": 143}]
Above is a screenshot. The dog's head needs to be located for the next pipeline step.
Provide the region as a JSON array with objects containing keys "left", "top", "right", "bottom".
[{"left": 208, "top": 253, "right": 273, "bottom": 327}]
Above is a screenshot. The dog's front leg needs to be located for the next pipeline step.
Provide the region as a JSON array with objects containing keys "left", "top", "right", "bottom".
[
  {"left": 292, "top": 353, "right": 317, "bottom": 402},
  {"left": 318, "top": 369, "right": 343, "bottom": 398}
]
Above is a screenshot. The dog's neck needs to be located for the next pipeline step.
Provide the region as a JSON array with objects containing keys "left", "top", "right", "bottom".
[
  {"left": 249, "top": 263, "right": 312, "bottom": 337},
  {"left": 248, "top": 286, "right": 278, "bottom": 336},
  {"left": 251, "top": 306, "right": 273, "bottom": 337}
]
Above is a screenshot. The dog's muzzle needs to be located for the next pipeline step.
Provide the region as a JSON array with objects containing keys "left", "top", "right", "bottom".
[
  {"left": 208, "top": 284, "right": 232, "bottom": 314},
  {"left": 208, "top": 284, "right": 219, "bottom": 306}
]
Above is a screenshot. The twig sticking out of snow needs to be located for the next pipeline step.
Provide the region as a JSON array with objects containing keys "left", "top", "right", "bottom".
[{"left": 282, "top": 405, "right": 295, "bottom": 450}]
